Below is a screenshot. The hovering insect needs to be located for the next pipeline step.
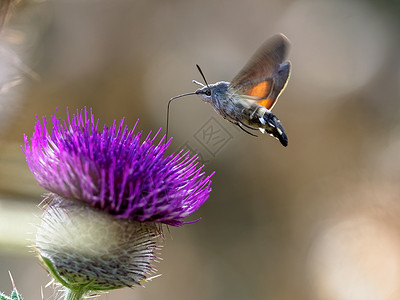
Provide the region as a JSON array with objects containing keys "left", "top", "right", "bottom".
[{"left": 167, "top": 33, "right": 291, "bottom": 146}]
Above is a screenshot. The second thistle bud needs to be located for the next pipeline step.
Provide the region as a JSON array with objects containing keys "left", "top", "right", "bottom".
[{"left": 36, "top": 193, "right": 162, "bottom": 294}]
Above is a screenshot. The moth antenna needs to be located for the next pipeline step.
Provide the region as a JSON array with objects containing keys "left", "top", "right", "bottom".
[
  {"left": 192, "top": 80, "right": 205, "bottom": 87},
  {"left": 166, "top": 92, "right": 196, "bottom": 139},
  {"left": 196, "top": 64, "right": 210, "bottom": 89},
  {"left": 196, "top": 63, "right": 225, "bottom": 115}
]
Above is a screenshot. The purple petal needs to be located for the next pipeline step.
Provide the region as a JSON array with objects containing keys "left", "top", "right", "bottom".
[{"left": 23, "top": 107, "right": 214, "bottom": 226}]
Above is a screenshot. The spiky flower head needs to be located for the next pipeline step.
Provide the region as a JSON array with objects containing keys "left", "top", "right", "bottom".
[
  {"left": 23, "top": 107, "right": 213, "bottom": 226},
  {"left": 22, "top": 108, "right": 214, "bottom": 298}
]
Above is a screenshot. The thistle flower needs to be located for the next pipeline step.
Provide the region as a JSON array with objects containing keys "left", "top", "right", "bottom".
[{"left": 22, "top": 108, "right": 214, "bottom": 299}]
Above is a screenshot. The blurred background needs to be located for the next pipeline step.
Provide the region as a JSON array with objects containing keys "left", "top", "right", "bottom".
[{"left": 0, "top": 0, "right": 400, "bottom": 299}]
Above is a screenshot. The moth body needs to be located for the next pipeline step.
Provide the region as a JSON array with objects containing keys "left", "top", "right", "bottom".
[
  {"left": 195, "top": 81, "right": 288, "bottom": 146},
  {"left": 168, "top": 33, "right": 291, "bottom": 147}
]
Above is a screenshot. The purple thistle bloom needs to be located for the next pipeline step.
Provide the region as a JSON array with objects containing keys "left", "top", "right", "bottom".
[{"left": 23, "top": 107, "right": 213, "bottom": 226}]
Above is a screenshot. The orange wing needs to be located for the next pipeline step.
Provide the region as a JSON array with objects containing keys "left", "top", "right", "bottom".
[
  {"left": 229, "top": 34, "right": 291, "bottom": 111},
  {"left": 246, "top": 80, "right": 275, "bottom": 109},
  {"left": 247, "top": 80, "right": 272, "bottom": 98},
  {"left": 241, "top": 62, "right": 291, "bottom": 110}
]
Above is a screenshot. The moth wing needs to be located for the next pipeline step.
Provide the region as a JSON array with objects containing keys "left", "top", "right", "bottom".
[
  {"left": 229, "top": 33, "right": 291, "bottom": 110},
  {"left": 255, "top": 62, "right": 291, "bottom": 110}
]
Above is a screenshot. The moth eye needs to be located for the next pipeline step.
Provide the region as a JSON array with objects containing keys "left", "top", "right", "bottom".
[{"left": 205, "top": 89, "right": 211, "bottom": 96}]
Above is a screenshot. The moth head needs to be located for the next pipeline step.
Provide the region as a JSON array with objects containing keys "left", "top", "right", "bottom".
[{"left": 195, "top": 81, "right": 229, "bottom": 103}]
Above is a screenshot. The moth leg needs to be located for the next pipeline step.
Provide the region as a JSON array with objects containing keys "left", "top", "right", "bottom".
[
  {"left": 237, "top": 122, "right": 258, "bottom": 137},
  {"left": 239, "top": 121, "right": 258, "bottom": 131}
]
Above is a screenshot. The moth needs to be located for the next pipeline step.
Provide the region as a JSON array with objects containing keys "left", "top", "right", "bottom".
[{"left": 167, "top": 33, "right": 291, "bottom": 146}]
